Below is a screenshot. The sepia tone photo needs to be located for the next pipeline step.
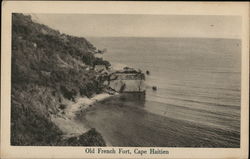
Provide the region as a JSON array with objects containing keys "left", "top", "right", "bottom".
[
  {"left": 1, "top": 1, "right": 249, "bottom": 159},
  {"left": 11, "top": 13, "right": 241, "bottom": 147}
]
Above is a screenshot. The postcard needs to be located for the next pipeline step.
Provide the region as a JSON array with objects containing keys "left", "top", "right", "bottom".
[{"left": 1, "top": 1, "right": 249, "bottom": 159}]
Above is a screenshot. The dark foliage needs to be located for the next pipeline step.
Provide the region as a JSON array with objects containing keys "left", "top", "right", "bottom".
[
  {"left": 11, "top": 13, "right": 108, "bottom": 146},
  {"left": 93, "top": 57, "right": 111, "bottom": 68},
  {"left": 59, "top": 128, "right": 106, "bottom": 146}
]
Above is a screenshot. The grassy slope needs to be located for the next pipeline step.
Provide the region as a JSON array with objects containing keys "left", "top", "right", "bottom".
[{"left": 11, "top": 13, "right": 108, "bottom": 146}]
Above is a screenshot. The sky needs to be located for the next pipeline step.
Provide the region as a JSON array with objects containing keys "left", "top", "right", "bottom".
[{"left": 31, "top": 14, "right": 241, "bottom": 39}]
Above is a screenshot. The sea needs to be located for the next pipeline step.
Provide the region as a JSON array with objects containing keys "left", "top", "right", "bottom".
[{"left": 78, "top": 37, "right": 241, "bottom": 147}]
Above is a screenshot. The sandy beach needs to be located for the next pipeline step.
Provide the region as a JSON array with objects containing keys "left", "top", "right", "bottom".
[{"left": 51, "top": 93, "right": 113, "bottom": 138}]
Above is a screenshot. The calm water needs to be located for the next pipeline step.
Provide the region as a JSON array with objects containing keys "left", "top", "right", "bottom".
[{"left": 78, "top": 37, "right": 241, "bottom": 147}]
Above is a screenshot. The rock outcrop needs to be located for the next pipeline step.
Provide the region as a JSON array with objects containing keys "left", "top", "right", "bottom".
[{"left": 108, "top": 67, "right": 146, "bottom": 93}]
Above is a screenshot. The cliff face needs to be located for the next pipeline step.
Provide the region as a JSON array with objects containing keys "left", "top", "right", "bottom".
[{"left": 11, "top": 13, "right": 108, "bottom": 146}]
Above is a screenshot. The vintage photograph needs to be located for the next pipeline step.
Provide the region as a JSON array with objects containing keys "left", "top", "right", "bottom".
[{"left": 10, "top": 13, "right": 242, "bottom": 148}]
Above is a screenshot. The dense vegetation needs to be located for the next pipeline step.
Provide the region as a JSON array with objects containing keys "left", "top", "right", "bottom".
[{"left": 11, "top": 13, "right": 108, "bottom": 145}]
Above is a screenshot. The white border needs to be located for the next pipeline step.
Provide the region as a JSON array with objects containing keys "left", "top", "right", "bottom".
[{"left": 1, "top": 1, "right": 249, "bottom": 159}]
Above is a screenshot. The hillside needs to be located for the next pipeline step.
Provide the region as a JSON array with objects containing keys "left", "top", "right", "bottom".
[{"left": 11, "top": 13, "right": 109, "bottom": 145}]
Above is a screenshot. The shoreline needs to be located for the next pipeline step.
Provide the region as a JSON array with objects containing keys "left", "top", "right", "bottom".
[
  {"left": 50, "top": 62, "right": 144, "bottom": 139},
  {"left": 51, "top": 93, "right": 116, "bottom": 139}
]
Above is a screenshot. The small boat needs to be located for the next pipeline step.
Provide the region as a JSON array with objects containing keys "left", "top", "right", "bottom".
[{"left": 152, "top": 86, "right": 157, "bottom": 91}]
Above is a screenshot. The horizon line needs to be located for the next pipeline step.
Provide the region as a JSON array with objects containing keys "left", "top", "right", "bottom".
[{"left": 85, "top": 36, "right": 241, "bottom": 40}]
